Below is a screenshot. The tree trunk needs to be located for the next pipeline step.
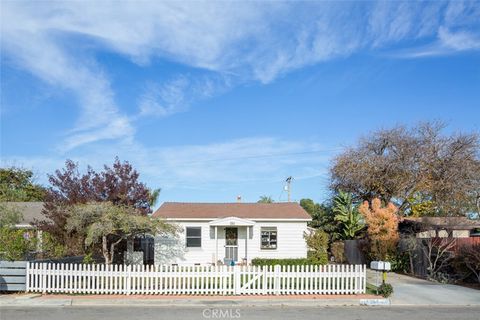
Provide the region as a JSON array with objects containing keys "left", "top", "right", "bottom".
[
  {"left": 109, "top": 238, "right": 123, "bottom": 265},
  {"left": 102, "top": 236, "right": 111, "bottom": 264},
  {"left": 409, "top": 252, "right": 414, "bottom": 275}
]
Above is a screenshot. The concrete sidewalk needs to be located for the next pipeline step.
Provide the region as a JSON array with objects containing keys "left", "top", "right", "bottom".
[
  {"left": 0, "top": 293, "right": 380, "bottom": 308},
  {"left": 367, "top": 269, "right": 480, "bottom": 306},
  {"left": 4, "top": 271, "right": 478, "bottom": 308}
]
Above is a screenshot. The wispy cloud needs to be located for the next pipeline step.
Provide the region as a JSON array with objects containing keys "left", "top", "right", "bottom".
[
  {"left": 0, "top": 136, "right": 334, "bottom": 191},
  {"left": 138, "top": 74, "right": 229, "bottom": 117},
  {"left": 2, "top": 1, "right": 479, "bottom": 150},
  {"left": 438, "top": 27, "right": 480, "bottom": 51},
  {"left": 391, "top": 26, "right": 480, "bottom": 58},
  {"left": 1, "top": 3, "right": 135, "bottom": 151}
]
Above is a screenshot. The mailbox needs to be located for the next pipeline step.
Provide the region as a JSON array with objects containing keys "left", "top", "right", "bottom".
[{"left": 370, "top": 261, "right": 391, "bottom": 271}]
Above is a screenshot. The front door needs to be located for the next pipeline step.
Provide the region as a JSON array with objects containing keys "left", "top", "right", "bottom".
[{"left": 225, "top": 227, "right": 238, "bottom": 264}]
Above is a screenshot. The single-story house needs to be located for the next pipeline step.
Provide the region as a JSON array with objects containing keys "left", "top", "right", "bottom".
[
  {"left": 2, "top": 201, "right": 45, "bottom": 230},
  {"left": 151, "top": 202, "right": 312, "bottom": 266},
  {"left": 400, "top": 216, "right": 480, "bottom": 238}
]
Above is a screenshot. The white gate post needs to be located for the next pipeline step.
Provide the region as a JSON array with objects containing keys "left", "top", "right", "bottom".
[
  {"left": 262, "top": 266, "right": 267, "bottom": 295},
  {"left": 362, "top": 264, "right": 366, "bottom": 294},
  {"left": 234, "top": 266, "right": 240, "bottom": 295}
]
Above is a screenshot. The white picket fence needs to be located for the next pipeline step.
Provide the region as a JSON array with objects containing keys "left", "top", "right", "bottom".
[{"left": 26, "top": 263, "right": 366, "bottom": 295}]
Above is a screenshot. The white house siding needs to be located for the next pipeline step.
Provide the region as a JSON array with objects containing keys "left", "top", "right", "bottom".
[
  {"left": 417, "top": 229, "right": 471, "bottom": 238},
  {"left": 154, "top": 220, "right": 309, "bottom": 266},
  {"left": 452, "top": 230, "right": 470, "bottom": 238}
]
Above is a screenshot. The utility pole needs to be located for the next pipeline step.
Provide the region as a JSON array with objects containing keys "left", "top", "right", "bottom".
[{"left": 285, "top": 176, "right": 292, "bottom": 202}]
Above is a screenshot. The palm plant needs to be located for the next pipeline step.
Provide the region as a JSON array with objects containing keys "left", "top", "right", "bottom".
[
  {"left": 148, "top": 188, "right": 161, "bottom": 207},
  {"left": 333, "top": 191, "right": 364, "bottom": 239},
  {"left": 258, "top": 195, "right": 274, "bottom": 203}
]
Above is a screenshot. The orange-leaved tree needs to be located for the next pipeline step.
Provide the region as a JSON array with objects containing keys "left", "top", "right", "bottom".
[{"left": 359, "top": 198, "right": 399, "bottom": 260}]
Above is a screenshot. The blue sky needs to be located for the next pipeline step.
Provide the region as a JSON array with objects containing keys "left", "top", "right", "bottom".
[{"left": 1, "top": 1, "right": 479, "bottom": 207}]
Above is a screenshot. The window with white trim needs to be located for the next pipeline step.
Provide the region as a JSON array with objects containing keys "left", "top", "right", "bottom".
[
  {"left": 186, "top": 227, "right": 201, "bottom": 247},
  {"left": 261, "top": 227, "right": 277, "bottom": 249}
]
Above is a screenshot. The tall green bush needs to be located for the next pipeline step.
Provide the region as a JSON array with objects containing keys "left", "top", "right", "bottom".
[
  {"left": 333, "top": 191, "right": 364, "bottom": 240},
  {"left": 0, "top": 227, "right": 36, "bottom": 261},
  {"left": 40, "top": 232, "right": 67, "bottom": 258},
  {"left": 305, "top": 229, "right": 329, "bottom": 265}
]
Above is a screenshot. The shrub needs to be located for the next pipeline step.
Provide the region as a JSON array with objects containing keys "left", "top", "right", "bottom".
[
  {"left": 359, "top": 199, "right": 399, "bottom": 260},
  {"left": 378, "top": 283, "right": 393, "bottom": 298},
  {"left": 0, "top": 227, "right": 36, "bottom": 261},
  {"left": 40, "top": 232, "right": 67, "bottom": 259},
  {"left": 388, "top": 251, "right": 409, "bottom": 273},
  {"left": 304, "top": 229, "right": 329, "bottom": 265},
  {"left": 331, "top": 241, "right": 345, "bottom": 263},
  {"left": 453, "top": 244, "right": 480, "bottom": 284},
  {"left": 307, "top": 250, "right": 328, "bottom": 265},
  {"left": 82, "top": 252, "right": 95, "bottom": 264},
  {"left": 251, "top": 258, "right": 315, "bottom": 266}
]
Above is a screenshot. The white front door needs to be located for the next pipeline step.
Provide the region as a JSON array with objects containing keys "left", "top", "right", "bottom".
[{"left": 224, "top": 227, "right": 238, "bottom": 264}]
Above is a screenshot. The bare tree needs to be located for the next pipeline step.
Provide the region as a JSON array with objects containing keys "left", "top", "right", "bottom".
[
  {"left": 421, "top": 236, "right": 457, "bottom": 281},
  {"left": 330, "top": 122, "right": 480, "bottom": 216},
  {"left": 416, "top": 218, "right": 460, "bottom": 281}
]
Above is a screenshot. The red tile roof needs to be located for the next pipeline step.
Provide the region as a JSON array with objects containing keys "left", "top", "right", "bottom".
[{"left": 152, "top": 202, "right": 312, "bottom": 220}]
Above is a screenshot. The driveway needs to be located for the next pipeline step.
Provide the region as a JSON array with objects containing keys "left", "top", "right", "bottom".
[{"left": 367, "top": 269, "right": 480, "bottom": 305}]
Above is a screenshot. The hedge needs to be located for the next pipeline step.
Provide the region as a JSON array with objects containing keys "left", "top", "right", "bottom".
[{"left": 251, "top": 256, "right": 326, "bottom": 266}]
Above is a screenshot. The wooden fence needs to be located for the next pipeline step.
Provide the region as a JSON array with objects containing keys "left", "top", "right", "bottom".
[
  {"left": 454, "top": 237, "right": 480, "bottom": 251},
  {"left": 1, "top": 261, "right": 27, "bottom": 291},
  {"left": 26, "top": 263, "right": 366, "bottom": 295}
]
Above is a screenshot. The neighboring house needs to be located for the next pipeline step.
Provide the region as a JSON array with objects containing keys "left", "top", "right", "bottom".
[
  {"left": 152, "top": 202, "right": 312, "bottom": 266},
  {"left": 2, "top": 202, "right": 45, "bottom": 230},
  {"left": 1, "top": 202, "right": 45, "bottom": 252},
  {"left": 400, "top": 216, "right": 480, "bottom": 238}
]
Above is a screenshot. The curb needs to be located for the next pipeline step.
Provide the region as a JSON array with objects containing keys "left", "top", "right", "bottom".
[
  {"left": 360, "top": 298, "right": 390, "bottom": 306},
  {"left": 71, "top": 298, "right": 364, "bottom": 307}
]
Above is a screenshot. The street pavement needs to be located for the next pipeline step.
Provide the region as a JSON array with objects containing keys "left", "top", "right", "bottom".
[{"left": 1, "top": 306, "right": 480, "bottom": 320}]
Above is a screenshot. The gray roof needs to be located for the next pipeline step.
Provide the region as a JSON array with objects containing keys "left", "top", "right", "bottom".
[
  {"left": 403, "top": 216, "right": 480, "bottom": 230},
  {"left": 2, "top": 202, "right": 45, "bottom": 226}
]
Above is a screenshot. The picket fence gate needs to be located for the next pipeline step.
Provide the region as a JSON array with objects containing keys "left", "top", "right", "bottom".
[{"left": 26, "top": 263, "right": 366, "bottom": 295}]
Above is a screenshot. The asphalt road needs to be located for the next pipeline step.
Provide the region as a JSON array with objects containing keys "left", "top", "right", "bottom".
[{"left": 1, "top": 306, "right": 480, "bottom": 320}]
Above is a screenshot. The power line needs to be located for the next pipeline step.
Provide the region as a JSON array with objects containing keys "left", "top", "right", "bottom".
[{"left": 165, "top": 148, "right": 343, "bottom": 167}]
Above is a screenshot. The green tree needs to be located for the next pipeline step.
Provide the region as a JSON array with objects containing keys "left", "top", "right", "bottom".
[
  {"left": 299, "top": 198, "right": 316, "bottom": 217},
  {"left": 0, "top": 167, "right": 45, "bottom": 201},
  {"left": 300, "top": 198, "right": 340, "bottom": 240},
  {"left": 258, "top": 196, "right": 274, "bottom": 203},
  {"left": 0, "top": 203, "right": 22, "bottom": 227},
  {"left": 408, "top": 192, "right": 436, "bottom": 217},
  {"left": 66, "top": 202, "right": 177, "bottom": 264},
  {"left": 332, "top": 191, "right": 364, "bottom": 240}
]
